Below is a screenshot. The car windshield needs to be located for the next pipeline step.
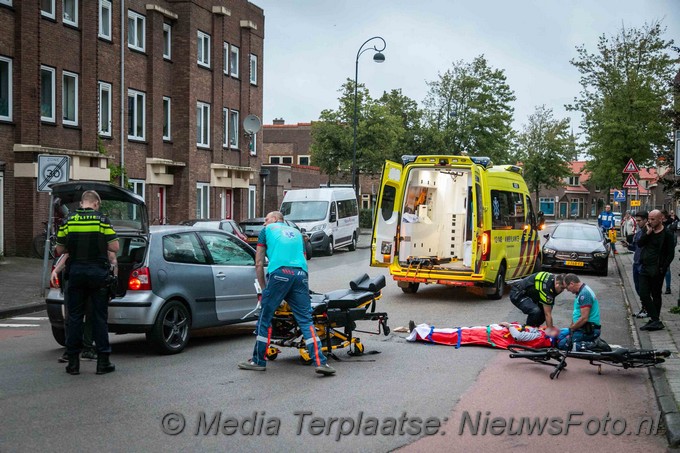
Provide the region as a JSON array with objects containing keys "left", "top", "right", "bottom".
[
  {"left": 552, "top": 225, "right": 601, "bottom": 241},
  {"left": 280, "top": 201, "right": 328, "bottom": 222}
]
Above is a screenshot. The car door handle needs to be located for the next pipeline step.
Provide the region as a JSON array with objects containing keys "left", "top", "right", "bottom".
[{"left": 216, "top": 272, "right": 227, "bottom": 280}]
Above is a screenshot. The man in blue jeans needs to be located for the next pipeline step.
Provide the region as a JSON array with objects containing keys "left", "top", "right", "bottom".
[{"left": 238, "top": 211, "right": 336, "bottom": 376}]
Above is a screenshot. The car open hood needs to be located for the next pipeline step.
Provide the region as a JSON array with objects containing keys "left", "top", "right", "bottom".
[{"left": 50, "top": 181, "right": 148, "bottom": 235}]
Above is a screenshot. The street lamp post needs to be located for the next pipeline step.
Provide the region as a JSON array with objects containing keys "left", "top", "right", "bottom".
[{"left": 352, "top": 36, "right": 386, "bottom": 199}]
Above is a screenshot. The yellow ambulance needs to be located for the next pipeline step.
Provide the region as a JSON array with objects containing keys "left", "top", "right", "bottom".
[{"left": 370, "top": 155, "right": 542, "bottom": 299}]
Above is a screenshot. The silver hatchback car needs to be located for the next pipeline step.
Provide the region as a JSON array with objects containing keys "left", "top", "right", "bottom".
[{"left": 46, "top": 182, "right": 259, "bottom": 354}]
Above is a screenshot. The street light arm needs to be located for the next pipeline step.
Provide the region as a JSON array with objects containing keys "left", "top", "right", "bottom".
[{"left": 356, "top": 36, "right": 387, "bottom": 63}]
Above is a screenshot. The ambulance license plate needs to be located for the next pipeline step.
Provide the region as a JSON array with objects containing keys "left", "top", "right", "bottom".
[{"left": 565, "top": 260, "right": 584, "bottom": 267}]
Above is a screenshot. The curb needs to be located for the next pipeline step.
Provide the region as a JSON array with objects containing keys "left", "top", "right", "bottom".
[
  {"left": 0, "top": 302, "right": 46, "bottom": 320},
  {"left": 615, "top": 254, "right": 680, "bottom": 448}
]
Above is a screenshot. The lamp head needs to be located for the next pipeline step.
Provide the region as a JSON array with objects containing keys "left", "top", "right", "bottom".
[{"left": 373, "top": 52, "right": 385, "bottom": 63}]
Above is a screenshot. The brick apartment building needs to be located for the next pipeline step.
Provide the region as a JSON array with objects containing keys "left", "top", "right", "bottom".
[{"left": 0, "top": 0, "right": 264, "bottom": 256}]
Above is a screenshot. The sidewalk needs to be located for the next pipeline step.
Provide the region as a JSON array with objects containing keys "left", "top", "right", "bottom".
[
  {"left": 615, "top": 249, "right": 680, "bottom": 447},
  {"left": 0, "top": 256, "right": 48, "bottom": 318}
]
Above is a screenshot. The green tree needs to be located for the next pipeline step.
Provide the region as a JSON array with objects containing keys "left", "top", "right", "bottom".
[
  {"left": 422, "top": 55, "right": 516, "bottom": 163},
  {"left": 516, "top": 105, "right": 577, "bottom": 202},
  {"left": 377, "top": 89, "right": 424, "bottom": 157},
  {"left": 310, "top": 81, "right": 415, "bottom": 182},
  {"left": 568, "top": 22, "right": 679, "bottom": 189}
]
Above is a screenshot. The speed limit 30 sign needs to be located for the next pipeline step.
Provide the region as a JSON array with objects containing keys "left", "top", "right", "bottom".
[{"left": 37, "top": 154, "right": 70, "bottom": 192}]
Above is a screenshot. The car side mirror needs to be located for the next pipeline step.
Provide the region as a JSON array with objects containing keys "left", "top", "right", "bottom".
[{"left": 543, "top": 233, "right": 550, "bottom": 239}]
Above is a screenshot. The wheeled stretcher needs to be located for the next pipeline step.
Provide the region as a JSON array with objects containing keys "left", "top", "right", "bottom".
[{"left": 266, "top": 274, "right": 390, "bottom": 363}]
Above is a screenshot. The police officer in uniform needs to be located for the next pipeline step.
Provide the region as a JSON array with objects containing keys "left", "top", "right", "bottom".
[
  {"left": 510, "top": 271, "right": 565, "bottom": 328},
  {"left": 56, "top": 190, "right": 119, "bottom": 375}
]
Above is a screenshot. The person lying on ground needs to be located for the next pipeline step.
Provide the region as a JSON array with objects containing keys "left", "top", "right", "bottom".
[{"left": 406, "top": 321, "right": 567, "bottom": 350}]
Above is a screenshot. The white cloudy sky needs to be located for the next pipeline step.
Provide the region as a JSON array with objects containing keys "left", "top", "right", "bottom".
[{"left": 251, "top": 0, "right": 680, "bottom": 132}]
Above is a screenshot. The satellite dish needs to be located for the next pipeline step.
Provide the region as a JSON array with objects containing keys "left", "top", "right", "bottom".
[{"left": 243, "top": 114, "right": 262, "bottom": 135}]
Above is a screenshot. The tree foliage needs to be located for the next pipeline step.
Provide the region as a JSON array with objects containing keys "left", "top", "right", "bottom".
[
  {"left": 568, "top": 22, "right": 679, "bottom": 189},
  {"left": 310, "top": 81, "right": 417, "bottom": 183},
  {"left": 421, "top": 55, "right": 516, "bottom": 163},
  {"left": 516, "top": 105, "right": 577, "bottom": 201}
]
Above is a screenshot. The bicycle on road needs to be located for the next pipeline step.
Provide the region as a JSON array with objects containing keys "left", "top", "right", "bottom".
[
  {"left": 508, "top": 343, "right": 671, "bottom": 380},
  {"left": 32, "top": 220, "right": 57, "bottom": 259}
]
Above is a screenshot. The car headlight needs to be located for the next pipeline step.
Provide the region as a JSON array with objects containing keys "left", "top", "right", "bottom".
[
  {"left": 542, "top": 247, "right": 556, "bottom": 255},
  {"left": 594, "top": 252, "right": 608, "bottom": 258},
  {"left": 309, "top": 223, "right": 326, "bottom": 233}
]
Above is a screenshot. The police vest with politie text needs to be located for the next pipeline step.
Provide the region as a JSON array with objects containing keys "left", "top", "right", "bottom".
[{"left": 57, "top": 208, "right": 117, "bottom": 265}]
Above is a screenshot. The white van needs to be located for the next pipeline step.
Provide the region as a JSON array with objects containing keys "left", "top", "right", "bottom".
[{"left": 280, "top": 188, "right": 359, "bottom": 255}]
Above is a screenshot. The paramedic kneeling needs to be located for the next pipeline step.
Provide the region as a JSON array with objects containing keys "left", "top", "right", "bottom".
[
  {"left": 509, "top": 272, "right": 565, "bottom": 328},
  {"left": 560, "top": 273, "right": 602, "bottom": 350},
  {"left": 238, "top": 211, "right": 336, "bottom": 376}
]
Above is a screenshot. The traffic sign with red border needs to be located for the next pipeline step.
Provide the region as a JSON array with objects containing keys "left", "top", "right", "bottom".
[
  {"left": 623, "top": 158, "right": 640, "bottom": 173},
  {"left": 622, "top": 173, "right": 638, "bottom": 188}
]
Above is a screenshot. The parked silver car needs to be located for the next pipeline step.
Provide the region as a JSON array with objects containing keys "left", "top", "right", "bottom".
[{"left": 46, "top": 182, "right": 259, "bottom": 354}]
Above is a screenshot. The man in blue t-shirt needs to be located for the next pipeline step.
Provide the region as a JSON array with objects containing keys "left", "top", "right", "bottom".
[
  {"left": 558, "top": 273, "right": 602, "bottom": 350},
  {"left": 238, "top": 211, "right": 336, "bottom": 376}
]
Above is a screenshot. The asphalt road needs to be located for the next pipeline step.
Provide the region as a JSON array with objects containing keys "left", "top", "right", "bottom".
[{"left": 0, "top": 247, "right": 668, "bottom": 452}]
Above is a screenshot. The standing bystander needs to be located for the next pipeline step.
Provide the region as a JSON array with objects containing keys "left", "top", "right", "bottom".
[
  {"left": 55, "top": 190, "right": 119, "bottom": 375},
  {"left": 620, "top": 211, "right": 636, "bottom": 245},
  {"left": 598, "top": 204, "right": 617, "bottom": 254},
  {"left": 621, "top": 211, "right": 648, "bottom": 318},
  {"left": 637, "top": 210, "right": 676, "bottom": 331}
]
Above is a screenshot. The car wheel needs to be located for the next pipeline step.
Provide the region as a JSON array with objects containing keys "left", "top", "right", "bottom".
[
  {"left": 599, "top": 265, "right": 609, "bottom": 277},
  {"left": 401, "top": 282, "right": 420, "bottom": 294},
  {"left": 147, "top": 300, "right": 191, "bottom": 355},
  {"left": 487, "top": 264, "right": 506, "bottom": 300},
  {"left": 532, "top": 254, "right": 542, "bottom": 273},
  {"left": 325, "top": 237, "right": 334, "bottom": 256},
  {"left": 306, "top": 241, "right": 313, "bottom": 260},
  {"left": 348, "top": 234, "right": 357, "bottom": 252},
  {"left": 51, "top": 326, "right": 66, "bottom": 346}
]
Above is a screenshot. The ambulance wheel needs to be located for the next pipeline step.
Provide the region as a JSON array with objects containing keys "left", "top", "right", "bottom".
[
  {"left": 401, "top": 283, "right": 420, "bottom": 294},
  {"left": 299, "top": 356, "right": 313, "bottom": 365},
  {"left": 487, "top": 264, "right": 506, "bottom": 300},
  {"left": 349, "top": 342, "right": 364, "bottom": 356},
  {"left": 325, "top": 237, "right": 334, "bottom": 256}
]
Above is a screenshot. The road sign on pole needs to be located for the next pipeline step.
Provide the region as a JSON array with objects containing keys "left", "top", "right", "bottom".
[
  {"left": 622, "top": 174, "right": 639, "bottom": 189},
  {"left": 623, "top": 158, "right": 640, "bottom": 173},
  {"left": 37, "top": 154, "right": 70, "bottom": 192},
  {"left": 613, "top": 189, "right": 626, "bottom": 202}
]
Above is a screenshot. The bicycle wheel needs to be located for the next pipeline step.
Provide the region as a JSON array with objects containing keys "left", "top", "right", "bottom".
[{"left": 32, "top": 234, "right": 47, "bottom": 258}]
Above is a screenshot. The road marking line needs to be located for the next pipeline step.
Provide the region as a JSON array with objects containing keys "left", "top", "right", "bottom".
[
  {"left": 11, "top": 317, "right": 48, "bottom": 321},
  {"left": 0, "top": 324, "right": 40, "bottom": 328}
]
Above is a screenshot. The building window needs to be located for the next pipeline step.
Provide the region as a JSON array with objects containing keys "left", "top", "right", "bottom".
[
  {"left": 222, "top": 108, "right": 228, "bottom": 147},
  {"left": 539, "top": 197, "right": 555, "bottom": 216},
  {"left": 98, "top": 0, "right": 111, "bottom": 39},
  {"left": 229, "top": 110, "right": 239, "bottom": 149},
  {"left": 40, "top": 66, "right": 55, "bottom": 122},
  {"left": 248, "top": 185, "right": 257, "bottom": 218},
  {"left": 196, "top": 183, "right": 210, "bottom": 219},
  {"left": 249, "top": 54, "right": 257, "bottom": 85},
  {"left": 62, "top": 71, "right": 78, "bottom": 126},
  {"left": 197, "top": 31, "right": 211, "bottom": 68},
  {"left": 230, "top": 45, "right": 239, "bottom": 78},
  {"left": 63, "top": 0, "right": 77, "bottom": 26},
  {"left": 197, "top": 101, "right": 210, "bottom": 148},
  {"left": 249, "top": 132, "right": 256, "bottom": 156},
  {"left": 0, "top": 1, "right": 13, "bottom": 6},
  {"left": 98, "top": 81, "right": 111, "bottom": 136},
  {"left": 223, "top": 42, "right": 229, "bottom": 75},
  {"left": 298, "top": 155, "right": 310, "bottom": 166},
  {"left": 41, "top": 0, "right": 55, "bottom": 19},
  {"left": 127, "top": 89, "right": 146, "bottom": 140},
  {"left": 0, "top": 56, "right": 12, "bottom": 121},
  {"left": 163, "top": 23, "right": 172, "bottom": 60},
  {"left": 567, "top": 176, "right": 580, "bottom": 186},
  {"left": 162, "top": 96, "right": 171, "bottom": 141},
  {"left": 127, "top": 10, "right": 146, "bottom": 52},
  {"left": 269, "top": 156, "right": 293, "bottom": 165}
]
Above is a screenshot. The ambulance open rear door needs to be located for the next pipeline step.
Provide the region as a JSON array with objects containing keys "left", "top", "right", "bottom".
[{"left": 370, "top": 161, "right": 404, "bottom": 268}]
